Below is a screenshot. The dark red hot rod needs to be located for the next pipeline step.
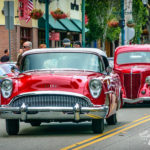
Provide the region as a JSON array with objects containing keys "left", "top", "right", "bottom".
[
  {"left": 0, "top": 48, "right": 122, "bottom": 135},
  {"left": 114, "top": 45, "right": 150, "bottom": 105}
]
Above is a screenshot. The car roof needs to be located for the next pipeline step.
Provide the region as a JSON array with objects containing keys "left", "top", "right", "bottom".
[
  {"left": 22, "top": 48, "right": 107, "bottom": 57},
  {"left": 115, "top": 44, "right": 150, "bottom": 54}
]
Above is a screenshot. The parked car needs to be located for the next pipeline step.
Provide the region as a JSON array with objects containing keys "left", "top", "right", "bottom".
[
  {"left": 0, "top": 62, "right": 16, "bottom": 82},
  {"left": 108, "top": 57, "right": 114, "bottom": 68},
  {"left": 0, "top": 48, "right": 122, "bottom": 135},
  {"left": 114, "top": 45, "right": 150, "bottom": 105}
]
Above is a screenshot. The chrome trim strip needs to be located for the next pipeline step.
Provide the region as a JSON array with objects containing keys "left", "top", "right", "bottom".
[
  {"left": 123, "top": 97, "right": 150, "bottom": 104},
  {"left": 8, "top": 91, "right": 93, "bottom": 107},
  {"left": 105, "top": 91, "right": 114, "bottom": 94}
]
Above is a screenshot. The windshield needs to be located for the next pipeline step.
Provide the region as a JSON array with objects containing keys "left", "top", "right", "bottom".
[
  {"left": 21, "top": 52, "right": 104, "bottom": 72},
  {"left": 0, "top": 64, "right": 15, "bottom": 76},
  {"left": 117, "top": 51, "right": 150, "bottom": 64}
]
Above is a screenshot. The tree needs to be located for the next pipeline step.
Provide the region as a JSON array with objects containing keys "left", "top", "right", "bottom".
[
  {"left": 132, "top": 0, "right": 148, "bottom": 43},
  {"left": 86, "top": 0, "right": 120, "bottom": 50},
  {"left": 106, "top": 26, "right": 120, "bottom": 55}
]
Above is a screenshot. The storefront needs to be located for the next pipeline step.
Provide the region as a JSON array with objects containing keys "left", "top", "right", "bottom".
[{"left": 38, "top": 14, "right": 82, "bottom": 47}]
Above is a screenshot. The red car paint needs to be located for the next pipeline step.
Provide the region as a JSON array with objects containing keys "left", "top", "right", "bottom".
[{"left": 114, "top": 45, "right": 150, "bottom": 104}]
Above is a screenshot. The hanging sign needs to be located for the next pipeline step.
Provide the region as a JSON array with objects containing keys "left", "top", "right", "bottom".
[{"left": 49, "top": 32, "right": 60, "bottom": 41}]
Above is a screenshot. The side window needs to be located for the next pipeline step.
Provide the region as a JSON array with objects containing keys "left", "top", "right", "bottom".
[
  {"left": 98, "top": 58, "right": 105, "bottom": 72},
  {"left": 102, "top": 56, "right": 109, "bottom": 69}
]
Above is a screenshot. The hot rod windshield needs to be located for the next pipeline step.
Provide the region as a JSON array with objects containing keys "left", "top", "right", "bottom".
[
  {"left": 21, "top": 52, "right": 104, "bottom": 72},
  {"left": 117, "top": 51, "right": 150, "bottom": 64}
]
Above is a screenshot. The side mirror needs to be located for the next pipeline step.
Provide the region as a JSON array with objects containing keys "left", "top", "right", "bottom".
[
  {"left": 106, "top": 66, "right": 112, "bottom": 75},
  {"left": 11, "top": 66, "right": 19, "bottom": 74}
]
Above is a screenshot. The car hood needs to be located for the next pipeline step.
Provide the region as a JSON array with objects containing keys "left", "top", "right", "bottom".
[
  {"left": 16, "top": 70, "right": 103, "bottom": 94},
  {"left": 115, "top": 65, "right": 150, "bottom": 74}
]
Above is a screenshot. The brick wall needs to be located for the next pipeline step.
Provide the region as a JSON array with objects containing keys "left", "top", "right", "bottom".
[{"left": 0, "top": 25, "right": 21, "bottom": 62}]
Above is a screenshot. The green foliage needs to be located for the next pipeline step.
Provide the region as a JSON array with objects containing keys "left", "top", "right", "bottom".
[
  {"left": 86, "top": 0, "right": 121, "bottom": 43},
  {"left": 132, "top": 0, "right": 148, "bottom": 43},
  {"left": 106, "top": 27, "right": 121, "bottom": 42},
  {"left": 127, "top": 19, "right": 134, "bottom": 24}
]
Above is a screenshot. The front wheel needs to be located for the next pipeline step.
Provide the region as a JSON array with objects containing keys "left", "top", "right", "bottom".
[
  {"left": 92, "top": 119, "right": 104, "bottom": 133},
  {"left": 6, "top": 119, "right": 19, "bottom": 135},
  {"left": 106, "top": 113, "right": 117, "bottom": 125}
]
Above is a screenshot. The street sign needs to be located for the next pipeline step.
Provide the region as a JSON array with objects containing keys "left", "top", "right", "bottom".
[
  {"left": 125, "top": 26, "right": 135, "bottom": 44},
  {"left": 4, "top": 1, "right": 14, "bottom": 30}
]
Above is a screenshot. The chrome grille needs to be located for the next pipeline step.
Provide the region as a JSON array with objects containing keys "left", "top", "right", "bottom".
[
  {"left": 9, "top": 95, "right": 91, "bottom": 107},
  {"left": 124, "top": 73, "right": 141, "bottom": 99}
]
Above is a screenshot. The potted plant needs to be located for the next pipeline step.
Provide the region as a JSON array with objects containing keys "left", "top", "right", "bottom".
[
  {"left": 142, "top": 29, "right": 149, "bottom": 35},
  {"left": 51, "top": 8, "right": 68, "bottom": 20},
  {"left": 127, "top": 20, "right": 135, "bottom": 28},
  {"left": 108, "top": 19, "right": 119, "bottom": 28},
  {"left": 29, "top": 9, "right": 43, "bottom": 20}
]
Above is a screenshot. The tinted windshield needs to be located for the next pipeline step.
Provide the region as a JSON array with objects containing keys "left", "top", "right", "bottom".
[
  {"left": 117, "top": 52, "right": 150, "bottom": 64},
  {"left": 21, "top": 52, "right": 104, "bottom": 72}
]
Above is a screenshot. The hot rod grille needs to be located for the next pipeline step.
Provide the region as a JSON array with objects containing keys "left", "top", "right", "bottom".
[
  {"left": 124, "top": 73, "right": 141, "bottom": 99},
  {"left": 9, "top": 95, "right": 91, "bottom": 107}
]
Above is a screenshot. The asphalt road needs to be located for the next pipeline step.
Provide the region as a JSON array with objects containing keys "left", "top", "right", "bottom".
[{"left": 0, "top": 105, "right": 150, "bottom": 150}]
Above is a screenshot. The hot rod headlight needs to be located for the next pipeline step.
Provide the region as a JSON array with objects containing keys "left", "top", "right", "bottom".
[
  {"left": 145, "top": 76, "right": 150, "bottom": 85},
  {"left": 89, "top": 79, "right": 102, "bottom": 98},
  {"left": 1, "top": 79, "right": 13, "bottom": 98}
]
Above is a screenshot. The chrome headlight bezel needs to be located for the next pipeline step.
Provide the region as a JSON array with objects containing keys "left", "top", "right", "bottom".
[
  {"left": 89, "top": 79, "right": 102, "bottom": 98},
  {"left": 145, "top": 76, "right": 150, "bottom": 85},
  {"left": 1, "top": 79, "right": 13, "bottom": 98}
]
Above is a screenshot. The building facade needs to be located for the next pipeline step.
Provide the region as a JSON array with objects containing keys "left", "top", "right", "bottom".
[{"left": 0, "top": 0, "right": 82, "bottom": 61}]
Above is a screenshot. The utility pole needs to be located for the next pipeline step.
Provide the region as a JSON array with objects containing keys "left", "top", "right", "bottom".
[
  {"left": 45, "top": 0, "right": 50, "bottom": 48},
  {"left": 121, "top": 0, "right": 125, "bottom": 45},
  {"left": 3, "top": 0, "right": 14, "bottom": 61},
  {"left": 82, "top": 0, "right": 85, "bottom": 47}
]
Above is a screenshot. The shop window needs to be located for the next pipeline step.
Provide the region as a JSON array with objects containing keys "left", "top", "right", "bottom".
[
  {"left": 73, "top": 34, "right": 79, "bottom": 41},
  {"left": 20, "top": 27, "right": 32, "bottom": 46},
  {"left": 38, "top": 30, "right": 45, "bottom": 46}
]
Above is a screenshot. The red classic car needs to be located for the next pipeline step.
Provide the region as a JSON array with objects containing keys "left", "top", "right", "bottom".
[
  {"left": 114, "top": 45, "right": 150, "bottom": 104},
  {"left": 0, "top": 48, "right": 122, "bottom": 135}
]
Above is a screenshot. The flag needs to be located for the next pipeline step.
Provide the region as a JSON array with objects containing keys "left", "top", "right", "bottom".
[{"left": 26, "top": 0, "right": 33, "bottom": 23}]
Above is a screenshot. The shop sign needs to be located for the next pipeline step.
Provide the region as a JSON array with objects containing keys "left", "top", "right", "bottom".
[{"left": 49, "top": 32, "right": 60, "bottom": 41}]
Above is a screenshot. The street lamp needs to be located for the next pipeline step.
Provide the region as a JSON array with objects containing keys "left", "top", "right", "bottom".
[
  {"left": 82, "top": 0, "right": 85, "bottom": 47},
  {"left": 45, "top": 0, "right": 50, "bottom": 48},
  {"left": 121, "top": 0, "right": 125, "bottom": 45}
]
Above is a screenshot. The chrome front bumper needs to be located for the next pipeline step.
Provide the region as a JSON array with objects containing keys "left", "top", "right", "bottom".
[
  {"left": 123, "top": 97, "right": 150, "bottom": 104},
  {"left": 0, "top": 103, "right": 108, "bottom": 121}
]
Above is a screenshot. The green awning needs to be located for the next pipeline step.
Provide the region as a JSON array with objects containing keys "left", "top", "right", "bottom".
[
  {"left": 38, "top": 15, "right": 66, "bottom": 31},
  {"left": 58, "top": 18, "right": 81, "bottom": 32},
  {"left": 71, "top": 19, "right": 89, "bottom": 32}
]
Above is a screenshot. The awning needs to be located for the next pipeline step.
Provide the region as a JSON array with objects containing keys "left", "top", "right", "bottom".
[
  {"left": 58, "top": 18, "right": 81, "bottom": 32},
  {"left": 71, "top": 19, "right": 89, "bottom": 32},
  {"left": 38, "top": 15, "right": 66, "bottom": 31}
]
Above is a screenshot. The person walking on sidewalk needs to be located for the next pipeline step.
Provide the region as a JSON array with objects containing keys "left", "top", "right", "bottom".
[{"left": 0, "top": 49, "right": 9, "bottom": 62}]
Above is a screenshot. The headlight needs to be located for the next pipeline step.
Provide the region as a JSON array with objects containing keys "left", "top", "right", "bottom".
[
  {"left": 89, "top": 79, "right": 102, "bottom": 98},
  {"left": 1, "top": 79, "right": 13, "bottom": 98},
  {"left": 145, "top": 76, "right": 150, "bottom": 85}
]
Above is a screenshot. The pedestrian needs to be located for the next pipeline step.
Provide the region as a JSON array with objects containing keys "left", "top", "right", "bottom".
[
  {"left": 17, "top": 48, "right": 23, "bottom": 59},
  {"left": 39, "top": 44, "right": 46, "bottom": 48},
  {"left": 73, "top": 41, "right": 82, "bottom": 48},
  {"left": 62, "top": 38, "right": 71, "bottom": 48},
  {"left": 0, "top": 49, "right": 9, "bottom": 62},
  {"left": 16, "top": 41, "right": 32, "bottom": 68}
]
